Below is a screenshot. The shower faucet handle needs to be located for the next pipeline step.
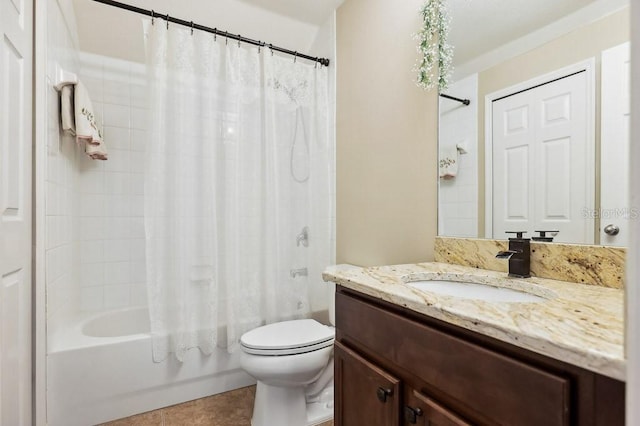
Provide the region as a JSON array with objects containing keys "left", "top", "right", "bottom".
[{"left": 296, "top": 226, "right": 309, "bottom": 247}]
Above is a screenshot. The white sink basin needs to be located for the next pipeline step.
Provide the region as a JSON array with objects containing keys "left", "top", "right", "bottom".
[{"left": 407, "top": 280, "right": 545, "bottom": 303}]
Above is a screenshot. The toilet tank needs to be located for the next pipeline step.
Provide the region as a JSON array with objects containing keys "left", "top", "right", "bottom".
[
  {"left": 327, "top": 264, "right": 362, "bottom": 326},
  {"left": 328, "top": 281, "right": 336, "bottom": 326}
]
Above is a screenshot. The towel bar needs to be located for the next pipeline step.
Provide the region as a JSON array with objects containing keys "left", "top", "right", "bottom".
[{"left": 53, "top": 63, "right": 78, "bottom": 92}]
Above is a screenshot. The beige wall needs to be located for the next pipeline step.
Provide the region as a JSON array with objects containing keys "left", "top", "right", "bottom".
[
  {"left": 336, "top": 0, "right": 438, "bottom": 266},
  {"left": 73, "top": 0, "right": 328, "bottom": 63},
  {"left": 477, "top": 7, "right": 630, "bottom": 237}
]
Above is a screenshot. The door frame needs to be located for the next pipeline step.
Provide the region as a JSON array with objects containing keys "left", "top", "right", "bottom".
[
  {"left": 627, "top": 0, "right": 640, "bottom": 422},
  {"left": 33, "top": 0, "right": 46, "bottom": 423},
  {"left": 483, "top": 58, "right": 596, "bottom": 240}
]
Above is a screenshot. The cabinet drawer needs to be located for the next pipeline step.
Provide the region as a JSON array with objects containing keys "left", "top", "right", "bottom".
[{"left": 336, "top": 291, "right": 570, "bottom": 426}]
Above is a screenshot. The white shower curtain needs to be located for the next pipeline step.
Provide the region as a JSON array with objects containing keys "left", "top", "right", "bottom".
[{"left": 143, "top": 21, "right": 333, "bottom": 362}]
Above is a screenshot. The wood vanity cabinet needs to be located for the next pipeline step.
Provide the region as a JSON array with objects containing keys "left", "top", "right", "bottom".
[{"left": 334, "top": 288, "right": 625, "bottom": 426}]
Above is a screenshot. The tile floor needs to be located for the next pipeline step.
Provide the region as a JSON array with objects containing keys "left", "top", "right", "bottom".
[{"left": 100, "top": 385, "right": 334, "bottom": 426}]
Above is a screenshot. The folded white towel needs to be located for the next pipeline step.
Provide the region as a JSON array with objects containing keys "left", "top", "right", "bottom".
[
  {"left": 60, "top": 85, "right": 76, "bottom": 135},
  {"left": 439, "top": 144, "right": 459, "bottom": 179},
  {"left": 74, "top": 81, "right": 108, "bottom": 160}
]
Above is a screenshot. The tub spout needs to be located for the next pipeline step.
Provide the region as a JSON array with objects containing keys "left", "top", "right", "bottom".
[{"left": 290, "top": 268, "right": 308, "bottom": 278}]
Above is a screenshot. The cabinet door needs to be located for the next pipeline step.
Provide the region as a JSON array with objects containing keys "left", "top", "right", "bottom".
[
  {"left": 404, "top": 389, "right": 471, "bottom": 426},
  {"left": 335, "top": 341, "right": 401, "bottom": 426}
]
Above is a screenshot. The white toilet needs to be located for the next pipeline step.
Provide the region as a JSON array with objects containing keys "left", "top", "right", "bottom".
[{"left": 240, "top": 312, "right": 335, "bottom": 426}]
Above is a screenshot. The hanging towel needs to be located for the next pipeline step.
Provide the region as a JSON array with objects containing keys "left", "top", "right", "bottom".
[
  {"left": 74, "top": 81, "right": 108, "bottom": 160},
  {"left": 439, "top": 144, "right": 459, "bottom": 179},
  {"left": 60, "top": 85, "right": 76, "bottom": 135}
]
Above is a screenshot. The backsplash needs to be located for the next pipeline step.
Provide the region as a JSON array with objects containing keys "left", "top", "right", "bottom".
[{"left": 435, "top": 237, "right": 625, "bottom": 289}]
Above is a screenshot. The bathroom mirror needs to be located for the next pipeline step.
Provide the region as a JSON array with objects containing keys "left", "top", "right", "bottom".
[{"left": 437, "top": 0, "right": 631, "bottom": 246}]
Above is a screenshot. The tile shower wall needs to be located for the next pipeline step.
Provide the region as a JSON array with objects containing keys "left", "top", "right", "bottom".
[
  {"left": 77, "top": 52, "right": 149, "bottom": 311},
  {"left": 438, "top": 74, "right": 478, "bottom": 238},
  {"left": 45, "top": 0, "right": 82, "bottom": 337}
]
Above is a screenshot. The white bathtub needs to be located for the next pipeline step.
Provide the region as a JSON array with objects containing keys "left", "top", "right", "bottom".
[{"left": 47, "top": 307, "right": 255, "bottom": 426}]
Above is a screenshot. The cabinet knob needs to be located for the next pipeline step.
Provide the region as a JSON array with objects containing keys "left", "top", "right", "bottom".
[
  {"left": 376, "top": 387, "right": 393, "bottom": 403},
  {"left": 404, "top": 406, "right": 424, "bottom": 424},
  {"left": 604, "top": 224, "right": 620, "bottom": 236}
]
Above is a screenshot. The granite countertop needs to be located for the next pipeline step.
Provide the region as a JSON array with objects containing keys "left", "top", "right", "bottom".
[{"left": 323, "top": 262, "right": 625, "bottom": 381}]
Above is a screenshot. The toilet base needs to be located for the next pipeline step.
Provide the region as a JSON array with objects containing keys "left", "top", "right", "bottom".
[
  {"left": 251, "top": 382, "right": 334, "bottom": 426},
  {"left": 306, "top": 384, "right": 334, "bottom": 425}
]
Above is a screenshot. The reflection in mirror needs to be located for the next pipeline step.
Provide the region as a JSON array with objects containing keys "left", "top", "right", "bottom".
[{"left": 437, "top": 0, "right": 631, "bottom": 246}]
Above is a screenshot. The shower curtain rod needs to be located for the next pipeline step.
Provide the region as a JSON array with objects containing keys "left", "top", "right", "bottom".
[
  {"left": 440, "top": 93, "right": 470, "bottom": 105},
  {"left": 91, "top": 0, "right": 331, "bottom": 67}
]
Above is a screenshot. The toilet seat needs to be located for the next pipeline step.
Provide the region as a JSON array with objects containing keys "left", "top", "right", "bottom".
[{"left": 241, "top": 319, "right": 335, "bottom": 356}]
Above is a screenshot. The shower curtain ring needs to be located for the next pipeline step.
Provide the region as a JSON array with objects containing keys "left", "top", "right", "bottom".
[
  {"left": 225, "top": 31, "right": 229, "bottom": 45},
  {"left": 214, "top": 28, "right": 217, "bottom": 42},
  {"left": 166, "top": 14, "right": 169, "bottom": 29},
  {"left": 151, "top": 10, "right": 155, "bottom": 25},
  {"left": 294, "top": 52, "right": 297, "bottom": 63},
  {"left": 238, "top": 35, "right": 241, "bottom": 48},
  {"left": 190, "top": 21, "right": 194, "bottom": 35}
]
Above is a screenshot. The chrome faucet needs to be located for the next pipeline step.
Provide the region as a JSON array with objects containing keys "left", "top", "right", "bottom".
[
  {"left": 496, "top": 231, "right": 531, "bottom": 278},
  {"left": 290, "top": 268, "right": 308, "bottom": 278},
  {"left": 296, "top": 226, "right": 309, "bottom": 247}
]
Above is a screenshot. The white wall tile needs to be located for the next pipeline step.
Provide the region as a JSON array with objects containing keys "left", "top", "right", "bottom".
[
  {"left": 80, "top": 241, "right": 104, "bottom": 264},
  {"left": 130, "top": 107, "right": 148, "bottom": 130},
  {"left": 80, "top": 262, "right": 105, "bottom": 287},
  {"left": 130, "top": 283, "right": 147, "bottom": 306},
  {"left": 52, "top": 52, "right": 156, "bottom": 313},
  {"left": 103, "top": 79, "right": 130, "bottom": 105},
  {"left": 104, "top": 261, "right": 131, "bottom": 285},
  {"left": 80, "top": 286, "right": 104, "bottom": 311},
  {"left": 103, "top": 126, "right": 130, "bottom": 150},
  {"left": 80, "top": 217, "right": 106, "bottom": 241},
  {"left": 103, "top": 103, "right": 130, "bottom": 128},
  {"left": 130, "top": 129, "right": 147, "bottom": 152},
  {"left": 103, "top": 149, "right": 130, "bottom": 173},
  {"left": 80, "top": 194, "right": 106, "bottom": 217},
  {"left": 79, "top": 171, "right": 105, "bottom": 194},
  {"left": 103, "top": 239, "right": 131, "bottom": 262}
]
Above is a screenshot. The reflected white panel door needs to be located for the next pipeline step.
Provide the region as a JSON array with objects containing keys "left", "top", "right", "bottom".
[
  {"left": 0, "top": 0, "right": 33, "bottom": 424},
  {"left": 493, "top": 71, "right": 592, "bottom": 243},
  {"left": 492, "top": 90, "right": 535, "bottom": 240},
  {"left": 600, "top": 42, "right": 630, "bottom": 247}
]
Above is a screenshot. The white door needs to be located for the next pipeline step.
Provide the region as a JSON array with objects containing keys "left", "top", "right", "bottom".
[
  {"left": 0, "top": 0, "right": 33, "bottom": 423},
  {"left": 600, "top": 42, "right": 630, "bottom": 247},
  {"left": 492, "top": 71, "right": 593, "bottom": 243}
]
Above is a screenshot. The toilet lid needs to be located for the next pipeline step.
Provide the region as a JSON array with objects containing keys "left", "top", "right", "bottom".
[{"left": 241, "top": 319, "right": 335, "bottom": 355}]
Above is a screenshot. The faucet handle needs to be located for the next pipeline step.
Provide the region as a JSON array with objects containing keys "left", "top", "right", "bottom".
[
  {"left": 532, "top": 230, "right": 559, "bottom": 242},
  {"left": 505, "top": 231, "right": 528, "bottom": 239}
]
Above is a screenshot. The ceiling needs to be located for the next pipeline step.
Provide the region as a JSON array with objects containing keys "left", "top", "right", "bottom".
[
  {"left": 237, "top": 0, "right": 345, "bottom": 25},
  {"left": 448, "top": 0, "right": 628, "bottom": 66}
]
